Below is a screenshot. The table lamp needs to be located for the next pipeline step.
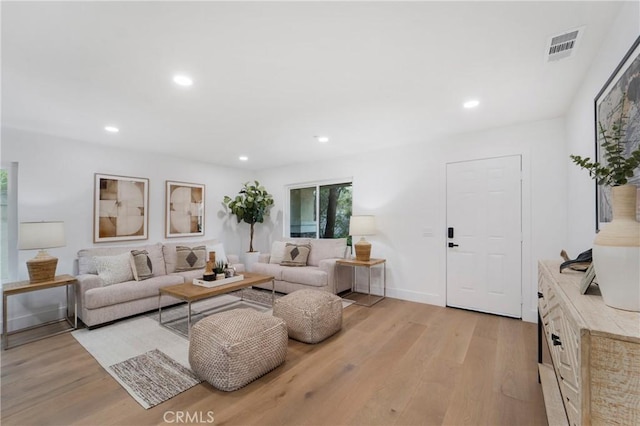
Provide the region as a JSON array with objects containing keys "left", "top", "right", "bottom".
[
  {"left": 349, "top": 215, "right": 376, "bottom": 261},
  {"left": 18, "top": 221, "right": 66, "bottom": 283}
]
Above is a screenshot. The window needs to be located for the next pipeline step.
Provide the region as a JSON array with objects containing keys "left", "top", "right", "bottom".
[
  {"left": 1, "top": 163, "right": 18, "bottom": 282},
  {"left": 288, "top": 181, "right": 352, "bottom": 240}
]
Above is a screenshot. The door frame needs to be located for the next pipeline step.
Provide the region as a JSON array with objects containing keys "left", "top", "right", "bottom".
[{"left": 441, "top": 153, "right": 533, "bottom": 321}]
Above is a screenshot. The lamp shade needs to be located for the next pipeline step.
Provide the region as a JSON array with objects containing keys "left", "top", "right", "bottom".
[
  {"left": 18, "top": 221, "right": 66, "bottom": 250},
  {"left": 349, "top": 215, "right": 376, "bottom": 236}
]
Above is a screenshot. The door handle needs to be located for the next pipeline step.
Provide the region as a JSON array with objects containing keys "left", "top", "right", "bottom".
[{"left": 448, "top": 242, "right": 459, "bottom": 248}]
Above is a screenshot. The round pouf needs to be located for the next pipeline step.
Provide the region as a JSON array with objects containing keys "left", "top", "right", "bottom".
[
  {"left": 189, "top": 308, "right": 287, "bottom": 391},
  {"left": 273, "top": 289, "right": 343, "bottom": 344}
]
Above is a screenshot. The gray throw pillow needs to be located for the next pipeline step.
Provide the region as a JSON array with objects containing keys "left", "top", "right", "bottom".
[
  {"left": 93, "top": 252, "right": 134, "bottom": 285},
  {"left": 130, "top": 249, "right": 153, "bottom": 281},
  {"left": 175, "top": 245, "right": 206, "bottom": 271}
]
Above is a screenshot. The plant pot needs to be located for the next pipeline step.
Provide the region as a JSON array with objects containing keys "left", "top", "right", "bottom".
[
  {"left": 216, "top": 273, "right": 226, "bottom": 280},
  {"left": 593, "top": 185, "right": 640, "bottom": 312}
]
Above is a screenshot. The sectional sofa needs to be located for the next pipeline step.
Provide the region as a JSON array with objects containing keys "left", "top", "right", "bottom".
[{"left": 75, "top": 240, "right": 244, "bottom": 327}]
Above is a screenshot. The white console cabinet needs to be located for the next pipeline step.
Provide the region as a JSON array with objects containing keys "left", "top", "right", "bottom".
[{"left": 537, "top": 261, "right": 640, "bottom": 426}]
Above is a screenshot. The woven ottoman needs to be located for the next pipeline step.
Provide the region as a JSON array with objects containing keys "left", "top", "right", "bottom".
[
  {"left": 188, "top": 308, "right": 287, "bottom": 391},
  {"left": 273, "top": 289, "right": 343, "bottom": 344}
]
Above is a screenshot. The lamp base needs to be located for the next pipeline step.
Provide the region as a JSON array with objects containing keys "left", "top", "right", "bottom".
[
  {"left": 354, "top": 238, "right": 372, "bottom": 262},
  {"left": 26, "top": 252, "right": 58, "bottom": 284}
]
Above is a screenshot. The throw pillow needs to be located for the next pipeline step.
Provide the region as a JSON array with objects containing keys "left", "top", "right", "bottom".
[
  {"left": 269, "top": 241, "right": 288, "bottom": 264},
  {"left": 130, "top": 249, "right": 153, "bottom": 281},
  {"left": 93, "top": 252, "right": 134, "bottom": 286},
  {"left": 206, "top": 242, "right": 228, "bottom": 264},
  {"left": 280, "top": 243, "right": 311, "bottom": 267},
  {"left": 175, "top": 245, "right": 206, "bottom": 271}
]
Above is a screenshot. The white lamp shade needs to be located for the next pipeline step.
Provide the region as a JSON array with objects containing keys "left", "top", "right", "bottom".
[
  {"left": 349, "top": 215, "right": 376, "bottom": 236},
  {"left": 18, "top": 221, "right": 66, "bottom": 250}
]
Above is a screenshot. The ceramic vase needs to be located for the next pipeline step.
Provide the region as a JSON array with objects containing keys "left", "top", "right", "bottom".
[{"left": 593, "top": 184, "right": 640, "bottom": 312}]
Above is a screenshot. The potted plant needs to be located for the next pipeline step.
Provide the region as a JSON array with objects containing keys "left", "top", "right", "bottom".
[
  {"left": 223, "top": 180, "right": 274, "bottom": 254},
  {"left": 570, "top": 96, "right": 640, "bottom": 311},
  {"left": 214, "top": 261, "right": 227, "bottom": 280}
]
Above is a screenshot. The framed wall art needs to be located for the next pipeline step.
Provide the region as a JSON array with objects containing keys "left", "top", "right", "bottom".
[
  {"left": 594, "top": 36, "right": 640, "bottom": 230},
  {"left": 166, "top": 181, "right": 205, "bottom": 238},
  {"left": 94, "top": 173, "right": 149, "bottom": 243}
]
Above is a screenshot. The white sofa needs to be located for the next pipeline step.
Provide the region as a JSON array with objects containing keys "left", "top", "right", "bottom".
[
  {"left": 252, "top": 238, "right": 351, "bottom": 294},
  {"left": 75, "top": 240, "right": 244, "bottom": 327}
]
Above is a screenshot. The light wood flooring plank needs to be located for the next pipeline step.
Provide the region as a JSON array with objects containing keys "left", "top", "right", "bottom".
[{"left": 1, "top": 298, "right": 548, "bottom": 426}]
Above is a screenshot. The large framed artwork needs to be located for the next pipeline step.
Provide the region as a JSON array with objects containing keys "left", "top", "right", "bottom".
[
  {"left": 594, "top": 36, "right": 640, "bottom": 230},
  {"left": 166, "top": 181, "right": 205, "bottom": 238},
  {"left": 94, "top": 173, "right": 149, "bottom": 243}
]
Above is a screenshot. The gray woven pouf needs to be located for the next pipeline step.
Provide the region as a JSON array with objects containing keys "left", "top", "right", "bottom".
[
  {"left": 188, "top": 308, "right": 287, "bottom": 392},
  {"left": 273, "top": 289, "right": 343, "bottom": 344}
]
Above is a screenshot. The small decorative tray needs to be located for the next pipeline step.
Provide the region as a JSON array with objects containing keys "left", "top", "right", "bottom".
[{"left": 193, "top": 275, "right": 244, "bottom": 288}]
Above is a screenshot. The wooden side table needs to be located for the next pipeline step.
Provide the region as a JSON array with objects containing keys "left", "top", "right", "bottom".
[
  {"left": 336, "top": 258, "right": 386, "bottom": 307},
  {"left": 2, "top": 274, "right": 78, "bottom": 350}
]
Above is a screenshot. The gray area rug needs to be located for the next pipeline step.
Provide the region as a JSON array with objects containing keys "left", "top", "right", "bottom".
[{"left": 109, "top": 349, "right": 201, "bottom": 409}]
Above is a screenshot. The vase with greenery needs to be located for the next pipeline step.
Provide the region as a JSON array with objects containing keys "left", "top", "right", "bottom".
[
  {"left": 570, "top": 97, "right": 640, "bottom": 311},
  {"left": 223, "top": 181, "right": 274, "bottom": 253}
]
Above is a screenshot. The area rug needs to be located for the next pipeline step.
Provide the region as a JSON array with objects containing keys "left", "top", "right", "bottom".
[{"left": 72, "top": 290, "right": 352, "bottom": 409}]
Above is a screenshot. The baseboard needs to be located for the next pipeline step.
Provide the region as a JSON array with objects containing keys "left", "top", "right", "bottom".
[
  {"left": 522, "top": 308, "right": 537, "bottom": 324},
  {"left": 385, "top": 288, "right": 445, "bottom": 306},
  {"left": 1, "top": 306, "right": 69, "bottom": 333}
]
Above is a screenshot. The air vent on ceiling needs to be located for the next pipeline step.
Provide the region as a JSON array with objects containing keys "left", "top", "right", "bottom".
[{"left": 545, "top": 27, "right": 584, "bottom": 62}]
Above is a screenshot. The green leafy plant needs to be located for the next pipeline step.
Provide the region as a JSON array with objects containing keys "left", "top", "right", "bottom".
[
  {"left": 214, "top": 261, "right": 227, "bottom": 274},
  {"left": 570, "top": 96, "right": 640, "bottom": 186},
  {"left": 223, "top": 181, "right": 274, "bottom": 252}
]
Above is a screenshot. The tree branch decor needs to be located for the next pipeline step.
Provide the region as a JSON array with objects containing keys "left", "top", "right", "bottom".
[
  {"left": 570, "top": 96, "right": 640, "bottom": 186},
  {"left": 223, "top": 181, "right": 274, "bottom": 252}
]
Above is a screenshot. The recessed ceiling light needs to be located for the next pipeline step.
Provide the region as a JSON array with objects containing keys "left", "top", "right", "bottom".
[
  {"left": 463, "top": 99, "right": 480, "bottom": 109},
  {"left": 173, "top": 75, "right": 193, "bottom": 87},
  {"left": 239, "top": 156, "right": 248, "bottom": 161},
  {"left": 315, "top": 136, "right": 329, "bottom": 143},
  {"left": 104, "top": 126, "right": 119, "bottom": 133}
]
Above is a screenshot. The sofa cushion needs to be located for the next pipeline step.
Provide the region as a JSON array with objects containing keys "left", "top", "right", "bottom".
[
  {"left": 206, "top": 242, "right": 227, "bottom": 264},
  {"left": 280, "top": 243, "right": 311, "bottom": 267},
  {"left": 84, "top": 274, "right": 184, "bottom": 309},
  {"left": 78, "top": 242, "right": 166, "bottom": 276},
  {"left": 130, "top": 250, "right": 153, "bottom": 281},
  {"left": 251, "top": 263, "right": 284, "bottom": 280},
  {"left": 269, "top": 241, "right": 288, "bottom": 264},
  {"left": 94, "top": 252, "right": 134, "bottom": 285},
  {"left": 170, "top": 269, "right": 207, "bottom": 283},
  {"left": 175, "top": 245, "right": 207, "bottom": 271},
  {"left": 307, "top": 238, "right": 347, "bottom": 267},
  {"left": 281, "top": 267, "right": 327, "bottom": 287},
  {"left": 163, "top": 239, "right": 218, "bottom": 274}
]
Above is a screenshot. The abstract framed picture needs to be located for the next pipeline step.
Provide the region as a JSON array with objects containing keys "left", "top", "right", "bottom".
[
  {"left": 165, "top": 181, "right": 205, "bottom": 238},
  {"left": 594, "top": 36, "right": 640, "bottom": 231},
  {"left": 94, "top": 174, "right": 149, "bottom": 243}
]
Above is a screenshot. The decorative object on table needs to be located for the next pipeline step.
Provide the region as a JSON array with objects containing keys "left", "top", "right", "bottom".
[
  {"left": 579, "top": 263, "right": 597, "bottom": 295},
  {"left": 166, "top": 181, "right": 205, "bottom": 238},
  {"left": 591, "top": 36, "right": 640, "bottom": 228},
  {"left": 203, "top": 252, "right": 215, "bottom": 282},
  {"left": 224, "top": 264, "right": 236, "bottom": 278},
  {"left": 94, "top": 173, "right": 149, "bottom": 243},
  {"left": 18, "top": 221, "right": 66, "bottom": 283},
  {"left": 223, "top": 181, "right": 274, "bottom": 253},
  {"left": 559, "top": 249, "right": 592, "bottom": 273},
  {"left": 570, "top": 40, "right": 640, "bottom": 311},
  {"left": 349, "top": 215, "right": 376, "bottom": 261},
  {"left": 214, "top": 261, "right": 227, "bottom": 280}
]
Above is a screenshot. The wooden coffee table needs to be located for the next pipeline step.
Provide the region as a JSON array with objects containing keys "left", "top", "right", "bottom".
[{"left": 158, "top": 272, "right": 275, "bottom": 337}]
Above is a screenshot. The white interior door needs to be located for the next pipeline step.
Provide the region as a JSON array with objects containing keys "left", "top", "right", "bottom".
[{"left": 446, "top": 155, "right": 522, "bottom": 318}]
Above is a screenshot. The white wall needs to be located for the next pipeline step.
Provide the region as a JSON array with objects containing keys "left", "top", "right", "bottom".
[
  {"left": 256, "top": 117, "right": 567, "bottom": 322},
  {"left": 565, "top": 2, "right": 640, "bottom": 253},
  {"left": 1, "top": 127, "right": 252, "bottom": 330}
]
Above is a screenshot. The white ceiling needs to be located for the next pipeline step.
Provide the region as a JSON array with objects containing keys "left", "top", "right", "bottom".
[{"left": 1, "top": 1, "right": 623, "bottom": 170}]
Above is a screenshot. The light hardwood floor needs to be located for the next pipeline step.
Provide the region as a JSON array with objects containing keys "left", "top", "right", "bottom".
[{"left": 1, "top": 298, "right": 548, "bottom": 426}]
